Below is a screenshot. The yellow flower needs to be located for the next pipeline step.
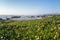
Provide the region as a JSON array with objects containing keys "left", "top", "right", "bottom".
[
  {"left": 36, "top": 37, "right": 39, "bottom": 40},
  {"left": 54, "top": 35, "right": 56, "bottom": 39},
  {"left": 54, "top": 27, "right": 56, "bottom": 29},
  {"left": 58, "top": 27, "right": 60, "bottom": 30},
  {"left": 35, "top": 36, "right": 37, "bottom": 38},
  {"left": 29, "top": 39, "right": 31, "bottom": 40},
  {"left": 51, "top": 28, "right": 54, "bottom": 31},
  {"left": 56, "top": 32, "right": 58, "bottom": 34}
]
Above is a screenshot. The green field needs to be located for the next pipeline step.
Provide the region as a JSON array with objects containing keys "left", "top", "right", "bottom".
[{"left": 0, "top": 15, "right": 60, "bottom": 40}]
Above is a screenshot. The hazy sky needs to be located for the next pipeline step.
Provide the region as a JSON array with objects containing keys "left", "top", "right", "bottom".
[{"left": 0, "top": 0, "right": 60, "bottom": 15}]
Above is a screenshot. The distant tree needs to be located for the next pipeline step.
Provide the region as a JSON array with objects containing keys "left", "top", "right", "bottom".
[
  {"left": 41, "top": 15, "right": 46, "bottom": 17},
  {"left": 0, "top": 18, "right": 3, "bottom": 20},
  {"left": 37, "top": 16, "right": 40, "bottom": 17},
  {"left": 31, "top": 16, "right": 35, "bottom": 18},
  {"left": 11, "top": 16, "right": 21, "bottom": 18},
  {"left": 6, "top": 18, "right": 10, "bottom": 20},
  {"left": 0, "top": 18, "right": 3, "bottom": 23}
]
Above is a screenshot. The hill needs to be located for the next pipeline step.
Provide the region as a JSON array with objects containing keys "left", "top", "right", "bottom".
[{"left": 0, "top": 14, "right": 60, "bottom": 40}]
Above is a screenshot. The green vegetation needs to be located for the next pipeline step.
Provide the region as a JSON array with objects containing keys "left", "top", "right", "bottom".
[{"left": 0, "top": 15, "right": 60, "bottom": 40}]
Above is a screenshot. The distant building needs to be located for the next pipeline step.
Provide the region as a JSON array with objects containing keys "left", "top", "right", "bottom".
[
  {"left": 31, "top": 16, "right": 35, "bottom": 18},
  {"left": 11, "top": 16, "right": 21, "bottom": 18}
]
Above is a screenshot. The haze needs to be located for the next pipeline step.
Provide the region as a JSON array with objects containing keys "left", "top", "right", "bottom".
[{"left": 0, "top": 0, "right": 60, "bottom": 15}]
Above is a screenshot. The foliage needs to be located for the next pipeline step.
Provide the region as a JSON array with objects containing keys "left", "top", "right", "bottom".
[
  {"left": 0, "top": 18, "right": 3, "bottom": 20},
  {"left": 6, "top": 18, "right": 10, "bottom": 20},
  {"left": 0, "top": 15, "right": 60, "bottom": 40}
]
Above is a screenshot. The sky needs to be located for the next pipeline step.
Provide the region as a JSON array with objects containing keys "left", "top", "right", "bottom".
[{"left": 0, "top": 0, "right": 60, "bottom": 15}]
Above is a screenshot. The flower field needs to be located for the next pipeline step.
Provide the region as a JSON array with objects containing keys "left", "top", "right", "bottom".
[{"left": 0, "top": 15, "right": 60, "bottom": 40}]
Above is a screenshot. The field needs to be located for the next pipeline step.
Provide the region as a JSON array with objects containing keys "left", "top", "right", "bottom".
[{"left": 0, "top": 15, "right": 60, "bottom": 40}]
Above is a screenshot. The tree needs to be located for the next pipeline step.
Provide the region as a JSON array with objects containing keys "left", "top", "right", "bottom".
[
  {"left": 6, "top": 18, "right": 10, "bottom": 20},
  {"left": 0, "top": 18, "right": 3, "bottom": 20}
]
